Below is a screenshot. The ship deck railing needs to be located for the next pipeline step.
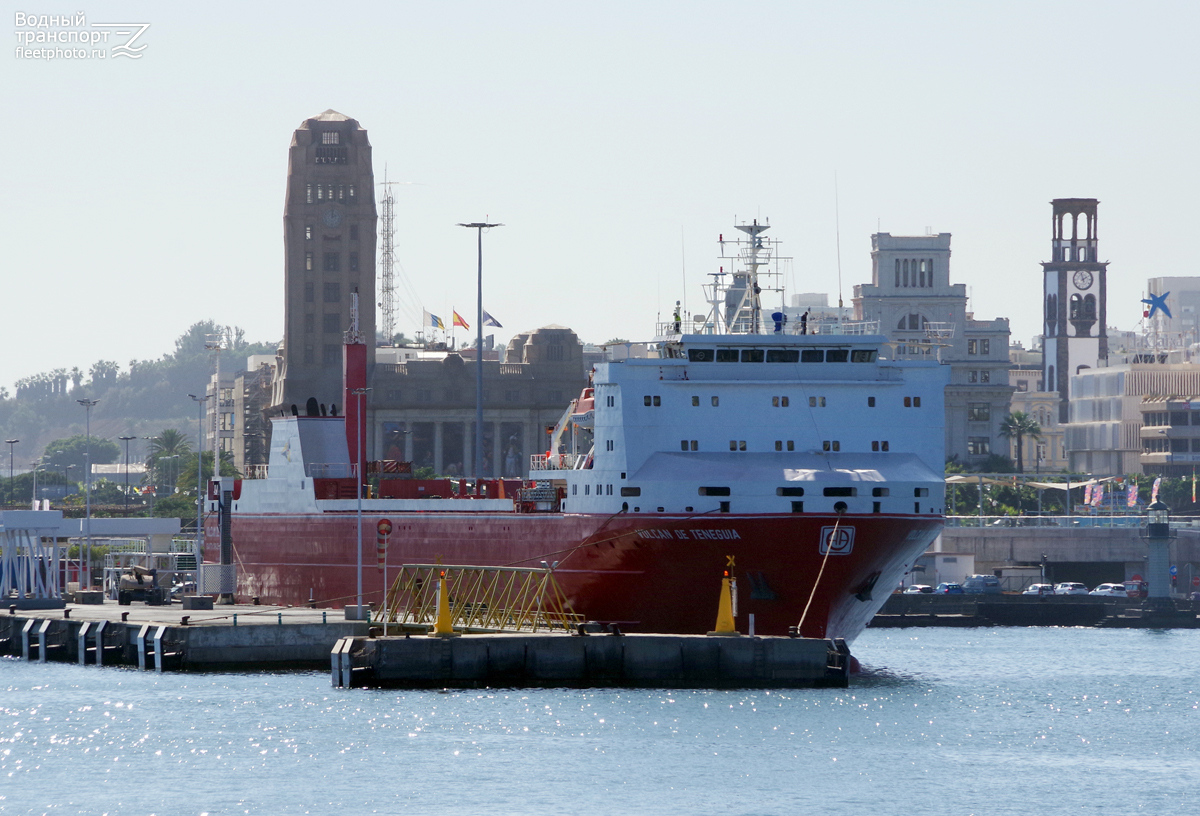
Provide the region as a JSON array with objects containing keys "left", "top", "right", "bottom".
[{"left": 529, "top": 452, "right": 584, "bottom": 471}]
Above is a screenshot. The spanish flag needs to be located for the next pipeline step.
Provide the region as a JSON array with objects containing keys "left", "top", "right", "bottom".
[{"left": 453, "top": 311, "right": 470, "bottom": 329}]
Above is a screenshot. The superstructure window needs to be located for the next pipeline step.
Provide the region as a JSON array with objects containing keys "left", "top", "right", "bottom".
[
  {"left": 851, "top": 350, "right": 876, "bottom": 363},
  {"left": 772, "top": 396, "right": 790, "bottom": 407},
  {"left": 711, "top": 396, "right": 719, "bottom": 407},
  {"left": 688, "top": 348, "right": 715, "bottom": 362},
  {"left": 766, "top": 349, "right": 799, "bottom": 362},
  {"left": 691, "top": 396, "right": 700, "bottom": 406},
  {"left": 809, "top": 396, "right": 826, "bottom": 407},
  {"left": 801, "top": 349, "right": 824, "bottom": 363},
  {"left": 823, "top": 487, "right": 856, "bottom": 497},
  {"left": 729, "top": 440, "right": 746, "bottom": 451},
  {"left": 699, "top": 486, "right": 731, "bottom": 496},
  {"left": 620, "top": 487, "right": 641, "bottom": 497},
  {"left": 776, "top": 487, "right": 805, "bottom": 497},
  {"left": 741, "top": 349, "right": 765, "bottom": 363},
  {"left": 643, "top": 395, "right": 661, "bottom": 407},
  {"left": 826, "top": 349, "right": 849, "bottom": 363},
  {"left": 822, "top": 440, "right": 841, "bottom": 451},
  {"left": 871, "top": 441, "right": 890, "bottom": 451},
  {"left": 715, "top": 349, "right": 739, "bottom": 362},
  {"left": 872, "top": 487, "right": 889, "bottom": 497}
]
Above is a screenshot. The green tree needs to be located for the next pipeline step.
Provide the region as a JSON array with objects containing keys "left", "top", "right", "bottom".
[
  {"left": 998, "top": 411, "right": 1042, "bottom": 473},
  {"left": 145, "top": 428, "right": 192, "bottom": 487},
  {"left": 43, "top": 434, "right": 120, "bottom": 472},
  {"left": 175, "top": 450, "right": 240, "bottom": 497}
]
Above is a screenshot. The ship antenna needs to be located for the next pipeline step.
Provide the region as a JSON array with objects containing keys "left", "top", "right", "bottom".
[
  {"left": 680, "top": 226, "right": 687, "bottom": 318},
  {"left": 835, "top": 172, "right": 844, "bottom": 323}
]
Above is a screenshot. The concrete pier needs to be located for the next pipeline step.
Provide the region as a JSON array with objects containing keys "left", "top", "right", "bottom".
[
  {"left": 331, "top": 633, "right": 851, "bottom": 690},
  {"left": 0, "top": 603, "right": 366, "bottom": 671}
]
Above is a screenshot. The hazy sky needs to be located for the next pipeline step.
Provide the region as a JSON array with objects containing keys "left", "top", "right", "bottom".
[{"left": 6, "top": 1, "right": 1198, "bottom": 393}]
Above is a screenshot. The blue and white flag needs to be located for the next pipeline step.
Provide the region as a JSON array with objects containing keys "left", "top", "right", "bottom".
[
  {"left": 423, "top": 309, "right": 444, "bottom": 330},
  {"left": 482, "top": 310, "right": 503, "bottom": 328}
]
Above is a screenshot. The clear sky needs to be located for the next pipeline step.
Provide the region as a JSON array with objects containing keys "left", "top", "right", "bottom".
[{"left": 5, "top": 0, "right": 1198, "bottom": 393}]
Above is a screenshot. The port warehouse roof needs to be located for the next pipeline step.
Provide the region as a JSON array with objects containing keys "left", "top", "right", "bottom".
[{"left": 0, "top": 510, "right": 180, "bottom": 538}]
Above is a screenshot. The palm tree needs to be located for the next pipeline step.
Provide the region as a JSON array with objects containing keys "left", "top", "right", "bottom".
[
  {"left": 998, "top": 411, "right": 1042, "bottom": 473},
  {"left": 146, "top": 429, "right": 192, "bottom": 487}
]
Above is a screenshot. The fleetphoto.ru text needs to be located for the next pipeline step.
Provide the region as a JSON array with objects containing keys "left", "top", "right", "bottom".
[{"left": 14, "top": 11, "right": 149, "bottom": 60}]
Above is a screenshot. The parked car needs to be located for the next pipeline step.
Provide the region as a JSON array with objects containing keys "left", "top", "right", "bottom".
[
  {"left": 935, "top": 582, "right": 964, "bottom": 594},
  {"left": 1123, "top": 580, "right": 1148, "bottom": 599},
  {"left": 962, "top": 574, "right": 1002, "bottom": 594},
  {"left": 1022, "top": 583, "right": 1055, "bottom": 596},
  {"left": 903, "top": 584, "right": 934, "bottom": 594},
  {"left": 1054, "top": 582, "right": 1089, "bottom": 596},
  {"left": 1089, "top": 583, "right": 1128, "bottom": 597}
]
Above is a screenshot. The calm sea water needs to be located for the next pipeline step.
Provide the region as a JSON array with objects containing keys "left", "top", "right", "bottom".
[{"left": 3, "top": 627, "right": 1198, "bottom": 815}]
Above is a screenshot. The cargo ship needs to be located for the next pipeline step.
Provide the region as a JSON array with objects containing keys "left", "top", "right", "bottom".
[{"left": 205, "top": 221, "right": 948, "bottom": 641}]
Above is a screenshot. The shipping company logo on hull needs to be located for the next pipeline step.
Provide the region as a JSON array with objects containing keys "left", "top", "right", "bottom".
[{"left": 819, "top": 526, "right": 855, "bottom": 555}]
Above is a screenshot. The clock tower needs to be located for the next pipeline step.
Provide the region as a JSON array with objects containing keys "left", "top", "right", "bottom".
[
  {"left": 1042, "top": 198, "right": 1107, "bottom": 423},
  {"left": 274, "top": 110, "right": 378, "bottom": 414}
]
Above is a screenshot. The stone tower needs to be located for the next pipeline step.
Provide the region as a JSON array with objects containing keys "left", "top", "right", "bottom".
[
  {"left": 1041, "top": 198, "right": 1107, "bottom": 423},
  {"left": 274, "top": 110, "right": 377, "bottom": 413}
]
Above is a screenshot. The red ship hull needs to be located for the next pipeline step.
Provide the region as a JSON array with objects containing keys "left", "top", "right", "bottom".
[{"left": 206, "top": 510, "right": 941, "bottom": 642}]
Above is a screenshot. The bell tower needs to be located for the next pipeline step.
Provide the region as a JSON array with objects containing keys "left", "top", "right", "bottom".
[{"left": 1042, "top": 198, "right": 1107, "bottom": 422}]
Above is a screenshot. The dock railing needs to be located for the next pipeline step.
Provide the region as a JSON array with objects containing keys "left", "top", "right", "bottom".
[{"left": 378, "top": 564, "right": 584, "bottom": 634}]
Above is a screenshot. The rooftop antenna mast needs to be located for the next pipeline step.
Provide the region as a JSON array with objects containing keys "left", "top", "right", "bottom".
[{"left": 378, "top": 167, "right": 398, "bottom": 343}]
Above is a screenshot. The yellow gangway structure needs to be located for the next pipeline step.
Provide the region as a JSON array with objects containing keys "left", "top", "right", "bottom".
[{"left": 376, "top": 564, "right": 585, "bottom": 634}]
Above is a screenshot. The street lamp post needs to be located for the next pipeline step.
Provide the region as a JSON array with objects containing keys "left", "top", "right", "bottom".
[
  {"left": 76, "top": 399, "right": 99, "bottom": 588},
  {"left": 4, "top": 439, "right": 18, "bottom": 507},
  {"left": 351, "top": 386, "right": 372, "bottom": 620},
  {"left": 188, "top": 394, "right": 210, "bottom": 569},
  {"left": 30, "top": 461, "right": 40, "bottom": 509},
  {"left": 118, "top": 435, "right": 136, "bottom": 517},
  {"left": 457, "top": 221, "right": 503, "bottom": 490}
]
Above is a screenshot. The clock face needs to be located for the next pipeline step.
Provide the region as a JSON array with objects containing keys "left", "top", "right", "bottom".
[
  {"left": 322, "top": 207, "right": 343, "bottom": 228},
  {"left": 1072, "top": 270, "right": 1094, "bottom": 290}
]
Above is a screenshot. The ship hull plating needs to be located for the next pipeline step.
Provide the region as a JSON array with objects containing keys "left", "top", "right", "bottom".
[{"left": 208, "top": 511, "right": 941, "bottom": 642}]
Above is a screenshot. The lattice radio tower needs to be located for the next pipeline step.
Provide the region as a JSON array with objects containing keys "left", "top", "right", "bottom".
[{"left": 378, "top": 168, "right": 398, "bottom": 343}]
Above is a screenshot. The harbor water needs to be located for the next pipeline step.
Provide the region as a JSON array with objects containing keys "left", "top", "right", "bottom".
[{"left": 3, "top": 627, "right": 1198, "bottom": 815}]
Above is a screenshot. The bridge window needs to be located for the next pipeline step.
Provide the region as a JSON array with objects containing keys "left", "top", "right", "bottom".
[
  {"left": 801, "top": 349, "right": 824, "bottom": 363},
  {"left": 699, "top": 486, "right": 731, "bottom": 496},
  {"left": 766, "top": 349, "right": 799, "bottom": 362},
  {"left": 688, "top": 348, "right": 715, "bottom": 362},
  {"left": 824, "top": 487, "right": 856, "bottom": 497},
  {"left": 826, "top": 350, "right": 849, "bottom": 362},
  {"left": 852, "top": 350, "right": 876, "bottom": 363},
  {"left": 741, "top": 349, "right": 765, "bottom": 363},
  {"left": 777, "top": 487, "right": 805, "bottom": 496},
  {"left": 715, "top": 349, "right": 739, "bottom": 362}
]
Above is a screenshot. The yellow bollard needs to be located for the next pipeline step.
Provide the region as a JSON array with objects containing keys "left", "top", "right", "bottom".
[
  {"left": 707, "top": 559, "right": 740, "bottom": 637},
  {"left": 430, "top": 570, "right": 459, "bottom": 637}
]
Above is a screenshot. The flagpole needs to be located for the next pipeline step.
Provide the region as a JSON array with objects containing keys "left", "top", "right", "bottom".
[{"left": 458, "top": 221, "right": 503, "bottom": 490}]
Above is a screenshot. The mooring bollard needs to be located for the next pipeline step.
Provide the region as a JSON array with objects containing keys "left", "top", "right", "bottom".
[
  {"left": 121, "top": 612, "right": 129, "bottom": 622},
  {"left": 181, "top": 616, "right": 190, "bottom": 626},
  {"left": 277, "top": 613, "right": 282, "bottom": 625},
  {"left": 233, "top": 614, "right": 238, "bottom": 627},
  {"left": 322, "top": 611, "right": 327, "bottom": 624},
  {"left": 63, "top": 609, "right": 71, "bottom": 619}
]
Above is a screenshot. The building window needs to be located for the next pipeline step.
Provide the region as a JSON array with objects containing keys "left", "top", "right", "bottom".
[
  {"left": 304, "top": 313, "right": 315, "bottom": 333},
  {"left": 968, "top": 403, "right": 990, "bottom": 422},
  {"left": 969, "top": 370, "right": 979, "bottom": 383},
  {"left": 980, "top": 371, "right": 990, "bottom": 383},
  {"left": 305, "top": 225, "right": 312, "bottom": 240},
  {"left": 323, "top": 313, "right": 341, "bottom": 333},
  {"left": 324, "top": 252, "right": 340, "bottom": 272},
  {"left": 349, "top": 185, "right": 356, "bottom": 199},
  {"left": 323, "top": 283, "right": 340, "bottom": 303},
  {"left": 349, "top": 252, "right": 359, "bottom": 272},
  {"left": 349, "top": 224, "right": 358, "bottom": 240},
  {"left": 322, "top": 132, "right": 340, "bottom": 145},
  {"left": 967, "top": 437, "right": 991, "bottom": 455},
  {"left": 317, "top": 184, "right": 324, "bottom": 201},
  {"left": 304, "top": 282, "right": 315, "bottom": 303},
  {"left": 306, "top": 184, "right": 313, "bottom": 204},
  {"left": 305, "top": 252, "right": 313, "bottom": 271},
  {"left": 304, "top": 345, "right": 314, "bottom": 364},
  {"left": 322, "top": 344, "right": 339, "bottom": 366}
]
